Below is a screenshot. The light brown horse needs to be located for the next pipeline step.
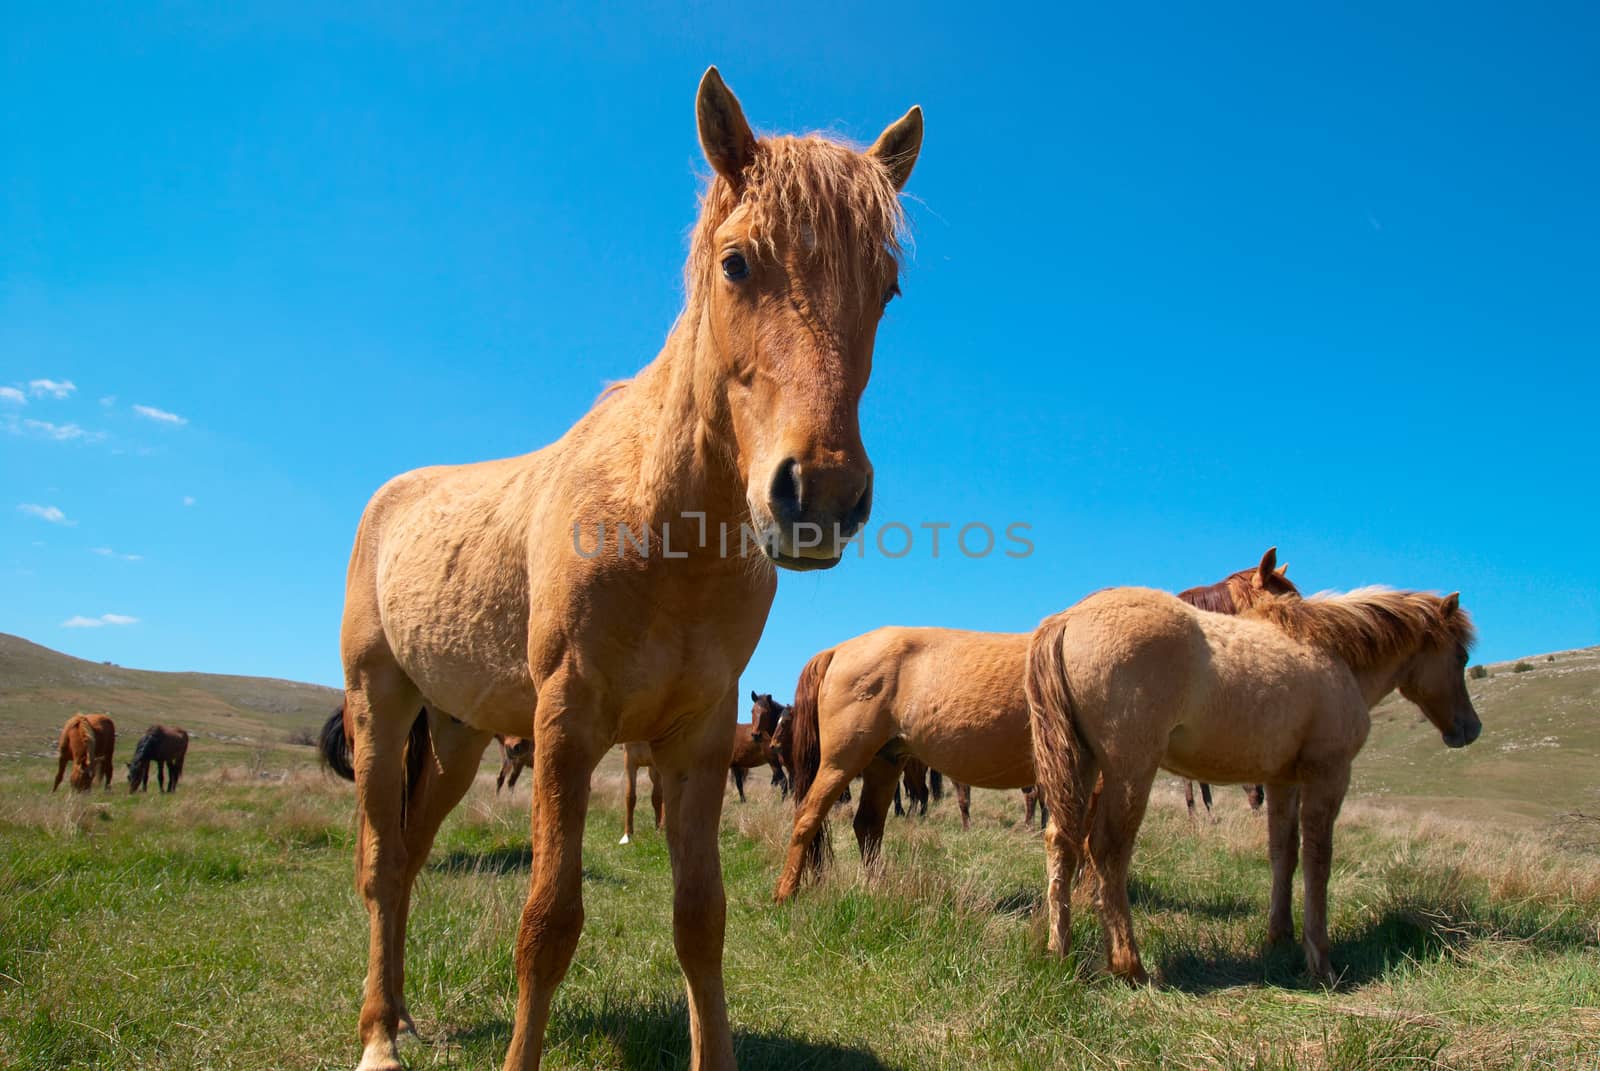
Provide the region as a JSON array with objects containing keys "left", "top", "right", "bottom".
[
  {"left": 496, "top": 735, "right": 534, "bottom": 794},
  {"left": 773, "top": 552, "right": 1295, "bottom": 902},
  {"left": 618, "top": 741, "right": 663, "bottom": 845},
  {"left": 1027, "top": 585, "right": 1480, "bottom": 983},
  {"left": 332, "top": 67, "right": 921, "bottom": 1071},
  {"left": 127, "top": 724, "right": 188, "bottom": 793},
  {"left": 54, "top": 713, "right": 115, "bottom": 792}
]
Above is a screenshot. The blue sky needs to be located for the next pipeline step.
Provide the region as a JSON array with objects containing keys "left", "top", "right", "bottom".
[{"left": 3, "top": 4, "right": 1596, "bottom": 699}]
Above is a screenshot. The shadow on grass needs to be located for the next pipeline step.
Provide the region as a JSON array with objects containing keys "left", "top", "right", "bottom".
[
  {"left": 994, "top": 888, "right": 1042, "bottom": 916},
  {"left": 1127, "top": 875, "right": 1256, "bottom": 920},
  {"left": 429, "top": 844, "right": 625, "bottom": 887},
  {"left": 448, "top": 997, "right": 893, "bottom": 1070}
]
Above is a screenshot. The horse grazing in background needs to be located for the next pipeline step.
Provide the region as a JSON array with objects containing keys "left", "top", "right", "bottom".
[
  {"left": 127, "top": 725, "right": 188, "bottom": 793},
  {"left": 53, "top": 713, "right": 115, "bottom": 792},
  {"left": 1173, "top": 549, "right": 1295, "bottom": 818},
  {"left": 496, "top": 736, "right": 534, "bottom": 794},
  {"left": 750, "top": 692, "right": 792, "bottom": 797},
  {"left": 774, "top": 551, "right": 1291, "bottom": 902},
  {"left": 1027, "top": 585, "right": 1480, "bottom": 983},
  {"left": 325, "top": 67, "right": 923, "bottom": 1071}
]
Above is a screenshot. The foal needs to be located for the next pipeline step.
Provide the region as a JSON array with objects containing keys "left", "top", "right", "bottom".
[{"left": 1028, "top": 585, "right": 1480, "bottom": 983}]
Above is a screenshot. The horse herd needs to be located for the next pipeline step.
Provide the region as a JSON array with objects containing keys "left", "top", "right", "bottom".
[
  {"left": 63, "top": 68, "right": 1481, "bottom": 1071},
  {"left": 51, "top": 713, "right": 189, "bottom": 794}
]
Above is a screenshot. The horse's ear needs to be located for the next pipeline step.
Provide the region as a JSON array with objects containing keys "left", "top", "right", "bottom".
[
  {"left": 697, "top": 66, "right": 757, "bottom": 187},
  {"left": 1442, "top": 592, "right": 1460, "bottom": 615},
  {"left": 1254, "top": 546, "right": 1278, "bottom": 588},
  {"left": 869, "top": 105, "right": 923, "bottom": 191},
  {"left": 750, "top": 689, "right": 758, "bottom": 702},
  {"left": 1276, "top": 563, "right": 1290, "bottom": 576}
]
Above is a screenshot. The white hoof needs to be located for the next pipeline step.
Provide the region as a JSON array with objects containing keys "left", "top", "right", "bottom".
[
  {"left": 356, "top": 1038, "right": 403, "bottom": 1071},
  {"left": 618, "top": 833, "right": 631, "bottom": 845}
]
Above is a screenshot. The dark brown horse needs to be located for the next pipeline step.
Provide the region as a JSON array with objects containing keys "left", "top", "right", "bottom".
[
  {"left": 54, "top": 713, "right": 115, "bottom": 792},
  {"left": 750, "top": 692, "right": 793, "bottom": 797},
  {"left": 1174, "top": 548, "right": 1296, "bottom": 815},
  {"left": 496, "top": 735, "right": 534, "bottom": 794},
  {"left": 128, "top": 725, "right": 188, "bottom": 793}
]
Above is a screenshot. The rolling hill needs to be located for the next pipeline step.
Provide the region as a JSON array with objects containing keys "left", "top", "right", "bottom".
[{"left": 1, "top": 631, "right": 1595, "bottom": 826}]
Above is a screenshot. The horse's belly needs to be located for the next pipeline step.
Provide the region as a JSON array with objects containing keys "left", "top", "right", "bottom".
[{"left": 901, "top": 707, "right": 1034, "bottom": 789}]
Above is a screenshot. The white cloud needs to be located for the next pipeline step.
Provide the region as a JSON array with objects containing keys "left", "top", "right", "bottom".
[
  {"left": 18, "top": 503, "right": 75, "bottom": 526},
  {"left": 62, "top": 612, "right": 140, "bottom": 628},
  {"left": 91, "top": 547, "right": 143, "bottom": 562},
  {"left": 29, "top": 378, "right": 77, "bottom": 399},
  {"left": 18, "top": 418, "right": 101, "bottom": 442},
  {"left": 133, "top": 404, "right": 187, "bottom": 426},
  {"left": 0, "top": 387, "right": 24, "bottom": 405},
  {"left": 182, "top": 496, "right": 196, "bottom": 507},
  {"left": 100, "top": 395, "right": 117, "bottom": 408}
]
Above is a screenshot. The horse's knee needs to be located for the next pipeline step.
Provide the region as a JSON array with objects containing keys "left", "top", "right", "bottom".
[{"left": 515, "top": 893, "right": 584, "bottom": 984}]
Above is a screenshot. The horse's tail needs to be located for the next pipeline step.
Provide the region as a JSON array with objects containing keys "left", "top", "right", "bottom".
[
  {"left": 318, "top": 705, "right": 355, "bottom": 781},
  {"left": 1025, "top": 614, "right": 1094, "bottom": 852},
  {"left": 929, "top": 768, "right": 945, "bottom": 801},
  {"left": 54, "top": 718, "right": 79, "bottom": 791},
  {"left": 790, "top": 646, "right": 837, "bottom": 874},
  {"left": 321, "top": 701, "right": 431, "bottom": 830}
]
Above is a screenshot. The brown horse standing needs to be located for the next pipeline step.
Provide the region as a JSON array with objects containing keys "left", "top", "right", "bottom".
[
  {"left": 750, "top": 692, "right": 793, "bottom": 797},
  {"left": 54, "top": 713, "right": 115, "bottom": 792},
  {"left": 618, "top": 741, "right": 663, "bottom": 845},
  {"left": 328, "top": 68, "right": 921, "bottom": 1071},
  {"left": 729, "top": 693, "right": 784, "bottom": 802},
  {"left": 773, "top": 551, "right": 1295, "bottom": 902},
  {"left": 496, "top": 735, "right": 534, "bottom": 794},
  {"left": 127, "top": 725, "right": 188, "bottom": 793},
  {"left": 1027, "top": 585, "right": 1480, "bottom": 983}
]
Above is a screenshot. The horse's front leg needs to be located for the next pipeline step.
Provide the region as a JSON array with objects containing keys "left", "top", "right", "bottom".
[
  {"left": 502, "top": 675, "right": 609, "bottom": 1071},
  {"left": 854, "top": 754, "right": 903, "bottom": 868},
  {"left": 1265, "top": 784, "right": 1301, "bottom": 947},
  {"left": 652, "top": 695, "right": 739, "bottom": 1071},
  {"left": 1298, "top": 770, "right": 1349, "bottom": 985}
]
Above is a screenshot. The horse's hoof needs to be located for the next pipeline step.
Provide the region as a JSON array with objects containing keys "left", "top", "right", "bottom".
[
  {"left": 396, "top": 1010, "right": 418, "bottom": 1037},
  {"left": 356, "top": 1039, "right": 404, "bottom": 1071},
  {"left": 618, "top": 834, "right": 630, "bottom": 845}
]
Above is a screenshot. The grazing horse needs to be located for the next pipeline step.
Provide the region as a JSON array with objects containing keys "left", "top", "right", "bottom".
[
  {"left": 496, "top": 735, "right": 534, "bottom": 794},
  {"left": 1027, "top": 585, "right": 1480, "bottom": 983},
  {"left": 750, "top": 692, "right": 792, "bottom": 797},
  {"left": 329, "top": 68, "right": 922, "bottom": 1071},
  {"left": 127, "top": 725, "right": 188, "bottom": 793},
  {"left": 773, "top": 552, "right": 1293, "bottom": 902},
  {"left": 53, "top": 713, "right": 115, "bottom": 792}
]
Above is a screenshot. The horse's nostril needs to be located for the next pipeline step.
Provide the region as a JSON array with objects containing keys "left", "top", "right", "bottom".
[
  {"left": 770, "top": 458, "right": 801, "bottom": 515},
  {"left": 848, "top": 479, "right": 873, "bottom": 529}
]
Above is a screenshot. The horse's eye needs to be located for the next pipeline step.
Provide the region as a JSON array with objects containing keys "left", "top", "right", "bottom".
[
  {"left": 882, "top": 282, "right": 901, "bottom": 308},
  {"left": 722, "top": 252, "right": 750, "bottom": 281}
]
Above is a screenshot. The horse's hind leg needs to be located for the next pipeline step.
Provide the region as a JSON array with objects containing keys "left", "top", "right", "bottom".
[
  {"left": 853, "top": 754, "right": 903, "bottom": 869},
  {"left": 1200, "top": 782, "right": 1214, "bottom": 815},
  {"left": 1085, "top": 765, "right": 1158, "bottom": 983},
  {"left": 345, "top": 666, "right": 425, "bottom": 1071},
  {"left": 955, "top": 781, "right": 971, "bottom": 830},
  {"left": 1297, "top": 771, "right": 1349, "bottom": 985},
  {"left": 157, "top": 763, "right": 166, "bottom": 791},
  {"left": 502, "top": 674, "right": 609, "bottom": 1071},
  {"left": 393, "top": 711, "right": 492, "bottom": 1033},
  {"left": 620, "top": 749, "right": 638, "bottom": 844},
  {"left": 1265, "top": 784, "right": 1301, "bottom": 947}
]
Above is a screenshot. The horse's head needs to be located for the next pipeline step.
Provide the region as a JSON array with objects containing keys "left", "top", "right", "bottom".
[
  {"left": 1233, "top": 546, "right": 1299, "bottom": 607},
  {"left": 692, "top": 68, "right": 921, "bottom": 570},
  {"left": 1396, "top": 592, "right": 1482, "bottom": 749},
  {"left": 748, "top": 690, "right": 785, "bottom": 736}
]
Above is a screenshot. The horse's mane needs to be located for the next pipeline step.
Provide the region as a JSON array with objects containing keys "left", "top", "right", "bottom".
[
  {"left": 1177, "top": 577, "right": 1238, "bottom": 614},
  {"left": 687, "top": 134, "right": 909, "bottom": 305},
  {"left": 1244, "top": 587, "right": 1475, "bottom": 669},
  {"left": 131, "top": 726, "right": 162, "bottom": 768}
]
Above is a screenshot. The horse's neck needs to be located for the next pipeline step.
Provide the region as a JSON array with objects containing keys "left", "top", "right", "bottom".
[
  {"left": 592, "top": 312, "right": 746, "bottom": 535},
  {"left": 1343, "top": 648, "right": 1412, "bottom": 708}
]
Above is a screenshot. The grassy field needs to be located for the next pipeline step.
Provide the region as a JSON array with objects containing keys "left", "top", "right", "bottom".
[{"left": 2, "top": 635, "right": 1599, "bottom": 1069}]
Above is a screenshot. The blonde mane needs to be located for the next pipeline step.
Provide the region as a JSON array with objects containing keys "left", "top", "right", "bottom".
[
  {"left": 687, "top": 134, "right": 909, "bottom": 305},
  {"left": 1244, "top": 587, "right": 1475, "bottom": 670}
]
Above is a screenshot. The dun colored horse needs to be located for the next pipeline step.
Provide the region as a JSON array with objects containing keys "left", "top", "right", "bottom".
[
  {"left": 496, "top": 735, "right": 534, "bottom": 794},
  {"left": 328, "top": 68, "right": 921, "bottom": 1071},
  {"left": 1027, "top": 585, "right": 1480, "bottom": 983},
  {"left": 773, "top": 551, "right": 1296, "bottom": 902},
  {"left": 53, "top": 712, "right": 115, "bottom": 792},
  {"left": 127, "top": 725, "right": 188, "bottom": 793}
]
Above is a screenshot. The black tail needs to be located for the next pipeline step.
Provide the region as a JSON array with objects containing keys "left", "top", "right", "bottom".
[
  {"left": 320, "top": 703, "right": 431, "bottom": 828},
  {"left": 319, "top": 706, "right": 355, "bottom": 781}
]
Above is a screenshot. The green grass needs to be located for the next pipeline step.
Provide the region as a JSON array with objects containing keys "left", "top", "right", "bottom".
[{"left": 3, "top": 741, "right": 1598, "bottom": 1071}]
